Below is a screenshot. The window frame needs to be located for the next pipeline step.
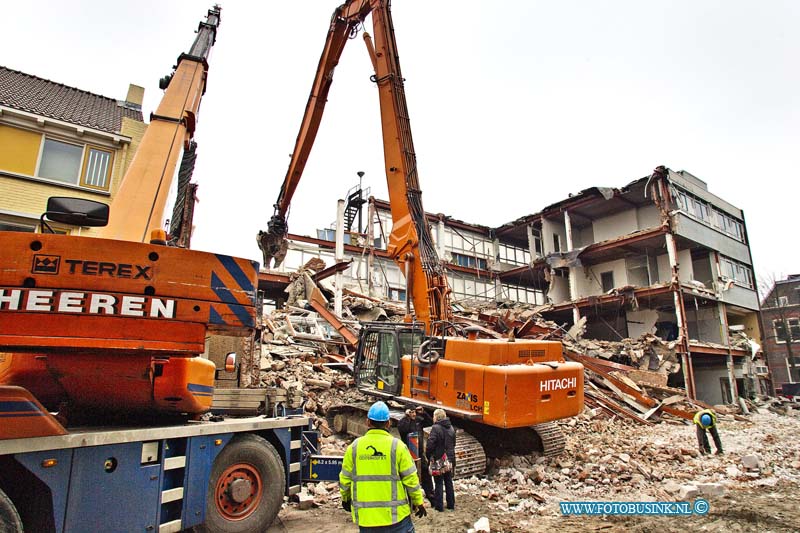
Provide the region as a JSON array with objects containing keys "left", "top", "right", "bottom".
[
  {"left": 34, "top": 136, "right": 114, "bottom": 192},
  {"left": 79, "top": 145, "right": 114, "bottom": 190},
  {"left": 773, "top": 318, "right": 800, "bottom": 343}
]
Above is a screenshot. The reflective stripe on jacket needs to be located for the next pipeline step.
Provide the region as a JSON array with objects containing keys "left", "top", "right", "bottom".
[
  {"left": 693, "top": 408, "right": 717, "bottom": 429},
  {"left": 339, "top": 428, "right": 424, "bottom": 527}
]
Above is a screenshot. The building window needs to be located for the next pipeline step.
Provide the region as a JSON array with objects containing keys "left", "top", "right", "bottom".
[
  {"left": 719, "top": 255, "right": 754, "bottom": 289},
  {"left": 530, "top": 227, "right": 543, "bottom": 257},
  {"left": 37, "top": 138, "right": 113, "bottom": 191},
  {"left": 601, "top": 271, "right": 615, "bottom": 292},
  {"left": 673, "top": 187, "right": 745, "bottom": 243},
  {"left": 451, "top": 252, "right": 487, "bottom": 270},
  {"left": 773, "top": 318, "right": 800, "bottom": 343},
  {"left": 553, "top": 234, "right": 561, "bottom": 253},
  {"left": 39, "top": 138, "right": 83, "bottom": 183},
  {"left": 626, "top": 256, "right": 651, "bottom": 287},
  {"left": 82, "top": 147, "right": 113, "bottom": 189},
  {"left": 777, "top": 296, "right": 789, "bottom": 307},
  {"left": 498, "top": 243, "right": 530, "bottom": 266},
  {"left": 388, "top": 287, "right": 406, "bottom": 302}
]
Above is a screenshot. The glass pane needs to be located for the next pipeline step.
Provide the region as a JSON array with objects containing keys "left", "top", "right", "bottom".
[
  {"left": 83, "top": 148, "right": 111, "bottom": 188},
  {"left": 39, "top": 139, "right": 82, "bottom": 183}
]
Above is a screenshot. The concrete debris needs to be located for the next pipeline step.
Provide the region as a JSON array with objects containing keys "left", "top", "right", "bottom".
[
  {"left": 697, "top": 482, "right": 726, "bottom": 497},
  {"left": 447, "top": 410, "right": 800, "bottom": 523},
  {"left": 473, "top": 517, "right": 490, "bottom": 532},
  {"left": 741, "top": 454, "right": 761, "bottom": 470},
  {"left": 296, "top": 490, "right": 318, "bottom": 510},
  {"left": 678, "top": 484, "right": 699, "bottom": 500},
  {"left": 255, "top": 262, "right": 800, "bottom": 522}
]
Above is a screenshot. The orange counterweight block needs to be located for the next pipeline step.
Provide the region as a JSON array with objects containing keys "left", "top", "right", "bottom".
[
  {"left": 400, "top": 338, "right": 584, "bottom": 428},
  {"left": 0, "top": 385, "right": 68, "bottom": 440},
  {"left": 0, "top": 352, "right": 215, "bottom": 418}
]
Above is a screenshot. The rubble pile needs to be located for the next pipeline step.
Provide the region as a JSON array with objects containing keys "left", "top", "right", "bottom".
[{"left": 452, "top": 408, "right": 800, "bottom": 523}]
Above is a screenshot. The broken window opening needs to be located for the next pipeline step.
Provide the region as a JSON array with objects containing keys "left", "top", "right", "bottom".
[
  {"left": 625, "top": 256, "right": 650, "bottom": 287},
  {"left": 601, "top": 271, "right": 615, "bottom": 293}
]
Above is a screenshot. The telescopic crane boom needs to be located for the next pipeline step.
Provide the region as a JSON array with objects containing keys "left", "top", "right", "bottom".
[
  {"left": 258, "top": 0, "right": 452, "bottom": 334},
  {"left": 98, "top": 6, "right": 221, "bottom": 243}
]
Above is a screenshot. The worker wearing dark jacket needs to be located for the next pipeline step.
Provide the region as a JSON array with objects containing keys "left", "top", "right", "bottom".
[
  {"left": 397, "top": 407, "right": 435, "bottom": 503},
  {"left": 426, "top": 408, "right": 456, "bottom": 512},
  {"left": 693, "top": 408, "right": 723, "bottom": 455}
]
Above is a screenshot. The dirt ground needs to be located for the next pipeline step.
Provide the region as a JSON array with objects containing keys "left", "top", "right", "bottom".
[
  {"left": 267, "top": 482, "right": 800, "bottom": 533},
  {"left": 267, "top": 409, "right": 800, "bottom": 532}
]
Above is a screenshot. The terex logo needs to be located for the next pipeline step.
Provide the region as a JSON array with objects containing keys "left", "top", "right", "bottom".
[
  {"left": 32, "top": 255, "right": 61, "bottom": 275},
  {"left": 540, "top": 377, "right": 577, "bottom": 392},
  {"left": 64, "top": 260, "right": 152, "bottom": 280}
]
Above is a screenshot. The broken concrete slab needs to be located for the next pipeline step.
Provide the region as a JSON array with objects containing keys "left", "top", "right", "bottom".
[
  {"left": 741, "top": 454, "right": 761, "bottom": 470},
  {"left": 678, "top": 484, "right": 699, "bottom": 500},
  {"left": 696, "top": 482, "right": 726, "bottom": 498}
]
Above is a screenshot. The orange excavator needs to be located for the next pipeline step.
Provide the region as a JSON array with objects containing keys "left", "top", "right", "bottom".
[
  {"left": 0, "top": 6, "right": 259, "bottom": 435},
  {"left": 258, "top": 0, "right": 584, "bottom": 473}
]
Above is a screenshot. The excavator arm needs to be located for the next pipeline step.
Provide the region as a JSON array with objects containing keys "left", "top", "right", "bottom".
[
  {"left": 98, "top": 6, "right": 221, "bottom": 242},
  {"left": 259, "top": 0, "right": 452, "bottom": 333}
]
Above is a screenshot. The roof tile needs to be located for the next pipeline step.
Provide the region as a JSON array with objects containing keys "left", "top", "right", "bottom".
[{"left": 0, "top": 66, "right": 143, "bottom": 134}]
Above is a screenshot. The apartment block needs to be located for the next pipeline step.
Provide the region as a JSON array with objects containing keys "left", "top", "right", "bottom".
[{"left": 269, "top": 166, "right": 766, "bottom": 405}]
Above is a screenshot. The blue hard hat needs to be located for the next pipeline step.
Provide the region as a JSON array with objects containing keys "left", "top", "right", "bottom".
[
  {"left": 700, "top": 413, "right": 712, "bottom": 427},
  {"left": 367, "top": 401, "right": 390, "bottom": 422}
]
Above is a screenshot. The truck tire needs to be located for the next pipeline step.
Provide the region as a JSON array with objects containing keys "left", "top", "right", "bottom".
[
  {"left": 0, "top": 488, "right": 23, "bottom": 533},
  {"left": 198, "top": 434, "right": 285, "bottom": 533}
]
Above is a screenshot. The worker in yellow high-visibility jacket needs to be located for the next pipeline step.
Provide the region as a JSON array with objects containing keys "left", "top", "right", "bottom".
[
  {"left": 340, "top": 401, "right": 426, "bottom": 532},
  {"left": 693, "top": 408, "right": 723, "bottom": 455}
]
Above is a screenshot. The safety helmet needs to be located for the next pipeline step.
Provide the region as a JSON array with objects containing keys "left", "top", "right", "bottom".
[
  {"left": 367, "top": 401, "right": 390, "bottom": 422},
  {"left": 700, "top": 413, "right": 712, "bottom": 427}
]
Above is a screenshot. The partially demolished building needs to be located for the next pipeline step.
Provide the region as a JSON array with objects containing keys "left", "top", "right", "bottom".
[{"left": 266, "top": 166, "right": 768, "bottom": 406}]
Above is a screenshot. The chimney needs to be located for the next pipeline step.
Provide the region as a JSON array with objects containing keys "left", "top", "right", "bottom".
[{"left": 125, "top": 84, "right": 145, "bottom": 108}]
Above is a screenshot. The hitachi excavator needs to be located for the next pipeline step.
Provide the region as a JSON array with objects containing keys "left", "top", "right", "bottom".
[{"left": 258, "top": 0, "right": 585, "bottom": 476}]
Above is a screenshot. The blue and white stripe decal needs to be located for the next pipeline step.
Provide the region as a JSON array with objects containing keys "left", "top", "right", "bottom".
[
  {"left": 214, "top": 254, "right": 257, "bottom": 304},
  {"left": 209, "top": 272, "right": 255, "bottom": 327},
  {"left": 0, "top": 400, "right": 46, "bottom": 417},
  {"left": 187, "top": 383, "right": 214, "bottom": 397}
]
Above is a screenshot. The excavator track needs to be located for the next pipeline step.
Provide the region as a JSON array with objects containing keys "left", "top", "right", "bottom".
[
  {"left": 456, "top": 419, "right": 568, "bottom": 458},
  {"left": 451, "top": 429, "right": 486, "bottom": 479},
  {"left": 531, "top": 421, "right": 567, "bottom": 457}
]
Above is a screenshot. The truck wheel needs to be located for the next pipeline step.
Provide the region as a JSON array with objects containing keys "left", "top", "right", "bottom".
[
  {"left": 198, "top": 434, "right": 285, "bottom": 533},
  {"left": 0, "top": 488, "right": 23, "bottom": 533}
]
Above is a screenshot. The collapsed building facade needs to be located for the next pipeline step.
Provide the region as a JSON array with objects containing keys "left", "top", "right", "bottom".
[{"left": 261, "top": 167, "right": 767, "bottom": 406}]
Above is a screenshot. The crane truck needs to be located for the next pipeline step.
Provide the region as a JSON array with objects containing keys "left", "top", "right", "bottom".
[
  {"left": 0, "top": 7, "right": 334, "bottom": 533},
  {"left": 258, "top": 0, "right": 585, "bottom": 478}
]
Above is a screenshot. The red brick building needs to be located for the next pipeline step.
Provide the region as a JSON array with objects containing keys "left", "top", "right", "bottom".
[{"left": 761, "top": 274, "right": 800, "bottom": 390}]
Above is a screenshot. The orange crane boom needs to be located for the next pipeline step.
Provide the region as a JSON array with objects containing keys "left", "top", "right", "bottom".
[
  {"left": 98, "top": 6, "right": 220, "bottom": 243},
  {"left": 259, "top": 0, "right": 452, "bottom": 333}
]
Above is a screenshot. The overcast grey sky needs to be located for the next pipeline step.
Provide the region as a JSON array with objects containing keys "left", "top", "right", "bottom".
[{"left": 2, "top": 1, "right": 798, "bottom": 283}]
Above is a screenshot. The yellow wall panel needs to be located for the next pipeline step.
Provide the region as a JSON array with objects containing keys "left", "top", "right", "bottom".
[{"left": 0, "top": 125, "right": 42, "bottom": 175}]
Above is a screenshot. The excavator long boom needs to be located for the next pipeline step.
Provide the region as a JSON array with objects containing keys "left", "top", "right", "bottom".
[
  {"left": 260, "top": 0, "right": 452, "bottom": 332},
  {"left": 98, "top": 6, "right": 221, "bottom": 242}
]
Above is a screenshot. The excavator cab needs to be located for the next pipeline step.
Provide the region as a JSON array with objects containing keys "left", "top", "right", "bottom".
[{"left": 354, "top": 323, "right": 423, "bottom": 396}]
